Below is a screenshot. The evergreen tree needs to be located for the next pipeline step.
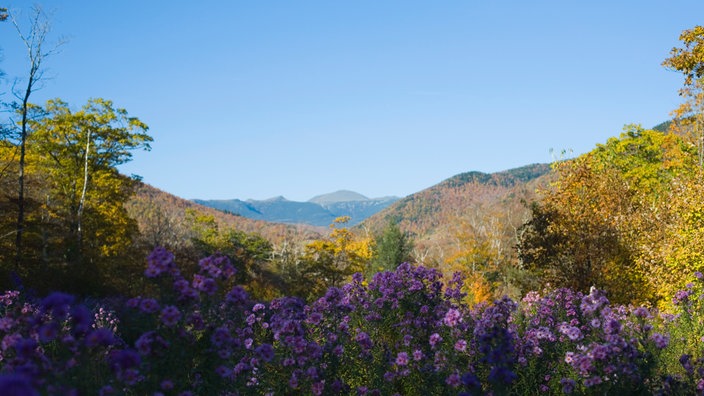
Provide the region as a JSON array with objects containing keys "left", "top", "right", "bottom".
[{"left": 369, "top": 220, "right": 414, "bottom": 276}]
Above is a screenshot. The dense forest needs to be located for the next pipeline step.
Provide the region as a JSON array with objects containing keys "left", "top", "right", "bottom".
[{"left": 3, "top": 5, "right": 704, "bottom": 394}]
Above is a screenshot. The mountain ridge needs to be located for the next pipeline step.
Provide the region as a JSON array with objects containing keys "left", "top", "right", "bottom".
[{"left": 194, "top": 190, "right": 400, "bottom": 227}]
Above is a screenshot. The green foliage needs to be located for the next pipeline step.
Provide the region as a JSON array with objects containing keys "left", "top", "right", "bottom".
[{"left": 368, "top": 220, "right": 414, "bottom": 276}]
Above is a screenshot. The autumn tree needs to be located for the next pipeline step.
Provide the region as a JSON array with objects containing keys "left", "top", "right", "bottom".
[
  {"left": 664, "top": 26, "right": 704, "bottom": 166},
  {"left": 6, "top": 6, "right": 63, "bottom": 267},
  {"left": 518, "top": 126, "right": 697, "bottom": 303},
  {"left": 0, "top": 98, "right": 152, "bottom": 294},
  {"left": 664, "top": 25, "right": 704, "bottom": 86},
  {"left": 301, "top": 216, "right": 373, "bottom": 299}
]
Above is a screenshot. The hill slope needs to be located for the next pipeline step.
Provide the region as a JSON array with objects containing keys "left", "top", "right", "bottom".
[
  {"left": 361, "top": 163, "right": 553, "bottom": 265},
  {"left": 126, "top": 183, "right": 323, "bottom": 249}
]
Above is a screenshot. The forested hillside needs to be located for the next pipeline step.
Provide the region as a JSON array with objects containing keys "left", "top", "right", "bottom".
[{"left": 361, "top": 163, "right": 552, "bottom": 300}]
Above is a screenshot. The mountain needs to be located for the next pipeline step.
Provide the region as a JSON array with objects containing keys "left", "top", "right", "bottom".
[
  {"left": 309, "top": 190, "right": 369, "bottom": 204},
  {"left": 126, "top": 183, "right": 323, "bottom": 248},
  {"left": 194, "top": 191, "right": 400, "bottom": 227},
  {"left": 361, "top": 163, "right": 553, "bottom": 265}
]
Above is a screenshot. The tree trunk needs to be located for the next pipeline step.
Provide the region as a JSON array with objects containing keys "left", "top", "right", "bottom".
[{"left": 76, "top": 129, "right": 91, "bottom": 252}]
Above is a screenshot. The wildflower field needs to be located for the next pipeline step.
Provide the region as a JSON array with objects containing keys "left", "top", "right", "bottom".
[{"left": 2, "top": 248, "right": 704, "bottom": 395}]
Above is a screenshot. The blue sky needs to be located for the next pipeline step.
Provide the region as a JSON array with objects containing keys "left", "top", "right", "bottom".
[{"left": 2, "top": 1, "right": 703, "bottom": 201}]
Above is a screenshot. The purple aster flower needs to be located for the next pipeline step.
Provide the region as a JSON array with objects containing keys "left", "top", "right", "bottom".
[
  {"left": 355, "top": 331, "right": 372, "bottom": 350},
  {"left": 135, "top": 332, "right": 155, "bottom": 355},
  {"left": 0, "top": 373, "right": 38, "bottom": 396},
  {"left": 126, "top": 297, "right": 140, "bottom": 309},
  {"left": 200, "top": 278, "right": 217, "bottom": 295},
  {"left": 633, "top": 306, "right": 650, "bottom": 318},
  {"left": 650, "top": 332, "right": 670, "bottom": 349},
  {"left": 462, "top": 372, "right": 481, "bottom": 389},
  {"left": 590, "top": 344, "right": 609, "bottom": 360},
  {"left": 37, "top": 323, "right": 59, "bottom": 342},
  {"left": 443, "top": 308, "right": 462, "bottom": 327},
  {"left": 138, "top": 298, "right": 159, "bottom": 314},
  {"left": 673, "top": 289, "right": 691, "bottom": 305},
  {"left": 413, "top": 349, "right": 424, "bottom": 361},
  {"left": 559, "top": 323, "right": 582, "bottom": 341},
  {"left": 85, "top": 328, "right": 116, "bottom": 348},
  {"left": 584, "top": 376, "right": 603, "bottom": 387},
  {"left": 311, "top": 381, "right": 325, "bottom": 396},
  {"left": 147, "top": 247, "right": 175, "bottom": 273},
  {"left": 603, "top": 318, "right": 621, "bottom": 335},
  {"left": 333, "top": 345, "right": 344, "bottom": 356},
  {"left": 161, "top": 380, "right": 174, "bottom": 390},
  {"left": 429, "top": 333, "right": 442, "bottom": 347},
  {"left": 255, "top": 343, "right": 275, "bottom": 362},
  {"left": 41, "top": 291, "right": 74, "bottom": 318},
  {"left": 560, "top": 378, "right": 576, "bottom": 394},
  {"left": 108, "top": 349, "right": 141, "bottom": 372},
  {"left": 0, "top": 317, "right": 13, "bottom": 331},
  {"left": 71, "top": 305, "right": 93, "bottom": 335},
  {"left": 211, "top": 326, "right": 231, "bottom": 347},
  {"left": 445, "top": 372, "right": 461, "bottom": 388},
  {"left": 395, "top": 352, "right": 409, "bottom": 366},
  {"left": 173, "top": 279, "right": 189, "bottom": 293},
  {"left": 160, "top": 306, "right": 181, "bottom": 327},
  {"left": 307, "top": 312, "right": 323, "bottom": 325},
  {"left": 13, "top": 338, "right": 37, "bottom": 358},
  {"left": 680, "top": 354, "right": 694, "bottom": 374},
  {"left": 455, "top": 339, "right": 467, "bottom": 352},
  {"left": 226, "top": 286, "right": 248, "bottom": 306}
]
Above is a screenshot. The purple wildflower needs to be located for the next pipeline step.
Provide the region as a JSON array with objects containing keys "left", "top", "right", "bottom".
[
  {"left": 159, "top": 306, "right": 181, "bottom": 327},
  {"left": 0, "top": 374, "right": 38, "bottom": 396},
  {"left": 85, "top": 328, "right": 116, "bottom": 348},
  {"left": 225, "top": 286, "right": 248, "bottom": 306},
  {"left": 446, "top": 372, "right": 461, "bottom": 387},
  {"left": 443, "top": 308, "right": 462, "bottom": 327},
  {"left": 138, "top": 298, "right": 159, "bottom": 314},
  {"left": 455, "top": 339, "right": 467, "bottom": 352},
  {"left": 41, "top": 292, "right": 74, "bottom": 319},
  {"left": 651, "top": 333, "right": 670, "bottom": 349},
  {"left": 561, "top": 378, "right": 576, "bottom": 394},
  {"left": 161, "top": 380, "right": 174, "bottom": 390},
  {"left": 413, "top": 349, "right": 424, "bottom": 361},
  {"left": 255, "top": 343, "right": 275, "bottom": 362},
  {"left": 395, "top": 352, "right": 409, "bottom": 366},
  {"left": 429, "top": 333, "right": 443, "bottom": 347}
]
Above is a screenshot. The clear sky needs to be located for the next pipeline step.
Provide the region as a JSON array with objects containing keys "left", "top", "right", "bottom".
[{"left": 2, "top": 1, "right": 703, "bottom": 201}]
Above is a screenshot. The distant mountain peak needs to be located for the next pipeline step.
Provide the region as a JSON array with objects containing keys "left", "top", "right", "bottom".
[
  {"left": 309, "top": 190, "right": 369, "bottom": 204},
  {"left": 262, "top": 195, "right": 289, "bottom": 202}
]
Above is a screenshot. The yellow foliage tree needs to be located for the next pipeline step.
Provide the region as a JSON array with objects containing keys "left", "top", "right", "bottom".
[
  {"left": 518, "top": 127, "right": 697, "bottom": 304},
  {"left": 302, "top": 216, "right": 374, "bottom": 298}
]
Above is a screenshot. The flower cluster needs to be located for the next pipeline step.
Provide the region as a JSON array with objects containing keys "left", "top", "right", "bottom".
[{"left": 4, "top": 248, "right": 704, "bottom": 395}]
